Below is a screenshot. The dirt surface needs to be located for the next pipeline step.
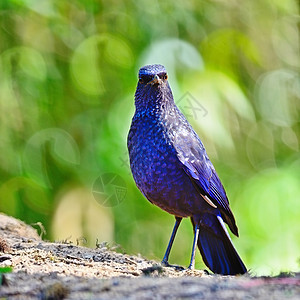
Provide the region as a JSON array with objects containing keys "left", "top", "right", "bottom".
[{"left": 0, "top": 213, "right": 299, "bottom": 299}]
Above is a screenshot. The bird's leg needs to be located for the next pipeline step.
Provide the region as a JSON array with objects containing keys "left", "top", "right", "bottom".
[
  {"left": 161, "top": 216, "right": 183, "bottom": 269},
  {"left": 188, "top": 219, "right": 200, "bottom": 270}
]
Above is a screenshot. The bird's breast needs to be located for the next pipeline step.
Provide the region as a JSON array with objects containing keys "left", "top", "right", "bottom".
[
  {"left": 128, "top": 116, "right": 204, "bottom": 217},
  {"left": 128, "top": 117, "right": 179, "bottom": 187}
]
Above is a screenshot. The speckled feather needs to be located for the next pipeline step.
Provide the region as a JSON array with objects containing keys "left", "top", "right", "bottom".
[
  {"left": 127, "top": 64, "right": 247, "bottom": 275},
  {"left": 128, "top": 65, "right": 236, "bottom": 231}
]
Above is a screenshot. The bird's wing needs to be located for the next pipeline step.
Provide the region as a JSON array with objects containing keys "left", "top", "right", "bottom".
[{"left": 173, "top": 126, "right": 232, "bottom": 217}]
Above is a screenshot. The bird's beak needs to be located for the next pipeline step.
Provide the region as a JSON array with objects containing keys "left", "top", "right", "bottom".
[{"left": 147, "top": 74, "right": 161, "bottom": 85}]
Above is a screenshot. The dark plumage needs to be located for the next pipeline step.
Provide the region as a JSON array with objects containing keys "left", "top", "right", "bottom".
[{"left": 127, "top": 64, "right": 247, "bottom": 275}]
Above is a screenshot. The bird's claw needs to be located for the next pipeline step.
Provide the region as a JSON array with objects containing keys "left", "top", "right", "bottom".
[{"left": 161, "top": 260, "right": 185, "bottom": 271}]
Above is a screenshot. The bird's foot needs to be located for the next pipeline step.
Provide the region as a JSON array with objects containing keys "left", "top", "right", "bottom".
[{"left": 161, "top": 260, "right": 185, "bottom": 271}]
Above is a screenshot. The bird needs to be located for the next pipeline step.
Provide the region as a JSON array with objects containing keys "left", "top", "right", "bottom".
[{"left": 127, "top": 64, "right": 247, "bottom": 275}]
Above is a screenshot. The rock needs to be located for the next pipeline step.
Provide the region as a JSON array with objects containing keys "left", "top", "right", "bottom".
[{"left": 0, "top": 213, "right": 40, "bottom": 241}]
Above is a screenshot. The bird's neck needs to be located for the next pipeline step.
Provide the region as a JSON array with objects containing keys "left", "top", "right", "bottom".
[{"left": 134, "top": 84, "right": 176, "bottom": 118}]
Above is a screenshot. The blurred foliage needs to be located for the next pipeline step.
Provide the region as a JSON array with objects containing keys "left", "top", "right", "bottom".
[{"left": 0, "top": 0, "right": 299, "bottom": 275}]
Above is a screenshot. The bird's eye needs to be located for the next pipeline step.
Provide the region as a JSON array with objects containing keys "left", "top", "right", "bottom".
[
  {"left": 139, "top": 75, "right": 153, "bottom": 84},
  {"left": 158, "top": 73, "right": 168, "bottom": 81}
]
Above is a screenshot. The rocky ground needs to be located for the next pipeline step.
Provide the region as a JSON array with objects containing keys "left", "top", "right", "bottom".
[{"left": 0, "top": 213, "right": 299, "bottom": 299}]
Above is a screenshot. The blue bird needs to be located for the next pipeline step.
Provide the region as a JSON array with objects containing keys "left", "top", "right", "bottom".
[{"left": 127, "top": 64, "right": 247, "bottom": 275}]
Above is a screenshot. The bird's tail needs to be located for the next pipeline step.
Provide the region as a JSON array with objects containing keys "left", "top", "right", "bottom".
[{"left": 191, "top": 214, "right": 247, "bottom": 275}]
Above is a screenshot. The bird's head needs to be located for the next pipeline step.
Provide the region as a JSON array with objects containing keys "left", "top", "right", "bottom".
[
  {"left": 135, "top": 64, "right": 174, "bottom": 112},
  {"left": 138, "top": 64, "right": 168, "bottom": 86}
]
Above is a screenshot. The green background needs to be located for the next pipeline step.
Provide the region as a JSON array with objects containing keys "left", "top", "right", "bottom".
[{"left": 0, "top": 0, "right": 299, "bottom": 275}]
